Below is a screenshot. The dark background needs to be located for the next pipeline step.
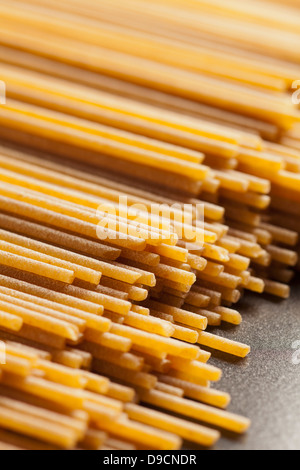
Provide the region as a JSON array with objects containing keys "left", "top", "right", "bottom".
[{"left": 186, "top": 277, "right": 300, "bottom": 450}]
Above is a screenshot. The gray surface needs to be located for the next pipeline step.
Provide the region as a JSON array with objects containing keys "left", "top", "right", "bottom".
[{"left": 187, "top": 276, "right": 300, "bottom": 450}]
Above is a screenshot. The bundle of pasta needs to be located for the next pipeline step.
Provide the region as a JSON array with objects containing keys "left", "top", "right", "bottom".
[{"left": 0, "top": 0, "right": 299, "bottom": 451}]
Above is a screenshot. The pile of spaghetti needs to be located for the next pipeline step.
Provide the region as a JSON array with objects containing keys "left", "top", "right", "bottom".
[{"left": 0, "top": 0, "right": 299, "bottom": 450}]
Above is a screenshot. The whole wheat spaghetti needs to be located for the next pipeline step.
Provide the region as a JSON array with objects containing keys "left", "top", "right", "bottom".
[{"left": 0, "top": 0, "right": 298, "bottom": 451}]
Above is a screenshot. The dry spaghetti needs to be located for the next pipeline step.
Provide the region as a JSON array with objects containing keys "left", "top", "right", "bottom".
[{"left": 0, "top": 0, "right": 298, "bottom": 451}]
